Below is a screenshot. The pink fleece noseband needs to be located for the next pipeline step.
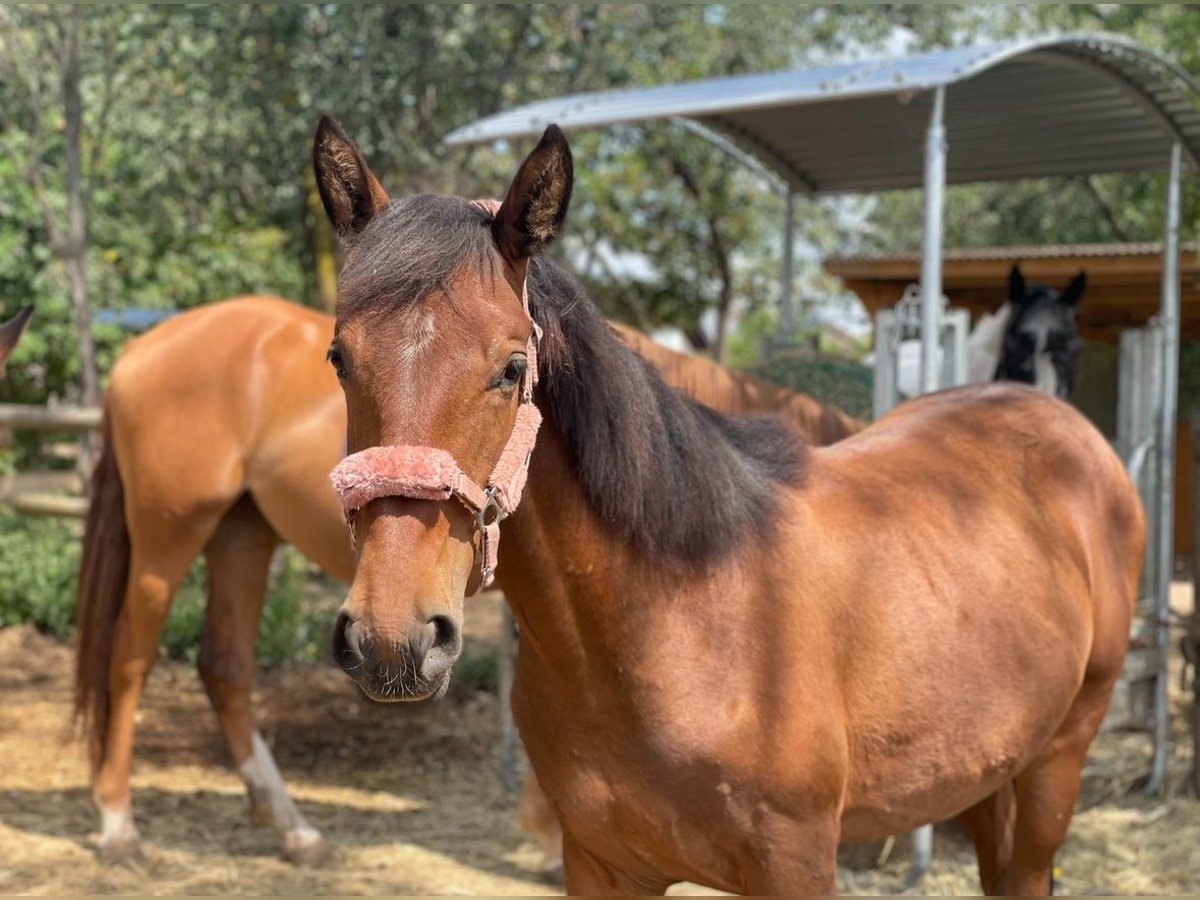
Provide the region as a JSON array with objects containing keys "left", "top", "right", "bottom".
[{"left": 328, "top": 200, "right": 542, "bottom": 589}]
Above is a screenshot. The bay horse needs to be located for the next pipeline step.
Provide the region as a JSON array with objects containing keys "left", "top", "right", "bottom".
[
  {"left": 0, "top": 305, "right": 33, "bottom": 373},
  {"left": 317, "top": 117, "right": 1144, "bottom": 895},
  {"left": 74, "top": 295, "right": 858, "bottom": 865}
]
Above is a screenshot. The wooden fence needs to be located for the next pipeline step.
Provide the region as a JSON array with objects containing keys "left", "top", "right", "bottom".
[{"left": 0, "top": 403, "right": 100, "bottom": 518}]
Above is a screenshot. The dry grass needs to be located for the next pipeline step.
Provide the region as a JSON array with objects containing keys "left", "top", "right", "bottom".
[{"left": 0, "top": 588, "right": 1197, "bottom": 896}]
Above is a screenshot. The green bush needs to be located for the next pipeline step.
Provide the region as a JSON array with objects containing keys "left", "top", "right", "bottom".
[
  {"left": 753, "top": 350, "right": 874, "bottom": 422},
  {"left": 0, "top": 506, "right": 82, "bottom": 635},
  {"left": 0, "top": 505, "right": 339, "bottom": 670},
  {"left": 456, "top": 642, "right": 500, "bottom": 693}
]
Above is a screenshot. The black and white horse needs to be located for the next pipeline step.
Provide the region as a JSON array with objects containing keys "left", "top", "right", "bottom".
[{"left": 897, "top": 265, "right": 1086, "bottom": 400}]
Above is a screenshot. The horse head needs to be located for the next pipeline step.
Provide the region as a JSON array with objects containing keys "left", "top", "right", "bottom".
[
  {"left": 994, "top": 265, "right": 1085, "bottom": 399},
  {"left": 315, "top": 115, "right": 570, "bottom": 701}
]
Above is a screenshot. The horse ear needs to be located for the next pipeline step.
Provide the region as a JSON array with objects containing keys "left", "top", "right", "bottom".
[
  {"left": 312, "top": 115, "right": 390, "bottom": 240},
  {"left": 1062, "top": 271, "right": 1086, "bottom": 307},
  {"left": 0, "top": 306, "right": 33, "bottom": 370},
  {"left": 1008, "top": 265, "right": 1027, "bottom": 305},
  {"left": 492, "top": 124, "right": 573, "bottom": 264}
]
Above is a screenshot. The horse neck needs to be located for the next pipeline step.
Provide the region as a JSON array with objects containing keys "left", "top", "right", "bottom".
[
  {"left": 495, "top": 410, "right": 779, "bottom": 707},
  {"left": 496, "top": 421, "right": 652, "bottom": 676},
  {"left": 496, "top": 267, "right": 805, "bottom": 688}
]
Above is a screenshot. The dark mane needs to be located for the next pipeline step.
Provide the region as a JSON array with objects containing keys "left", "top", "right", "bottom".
[
  {"left": 527, "top": 257, "right": 805, "bottom": 566},
  {"left": 339, "top": 193, "right": 806, "bottom": 566}
]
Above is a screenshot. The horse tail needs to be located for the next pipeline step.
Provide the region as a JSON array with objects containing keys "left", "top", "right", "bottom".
[{"left": 74, "top": 412, "right": 132, "bottom": 775}]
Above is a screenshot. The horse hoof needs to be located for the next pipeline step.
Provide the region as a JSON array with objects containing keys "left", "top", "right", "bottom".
[
  {"left": 97, "top": 836, "right": 145, "bottom": 867},
  {"left": 283, "top": 827, "right": 332, "bottom": 867}
]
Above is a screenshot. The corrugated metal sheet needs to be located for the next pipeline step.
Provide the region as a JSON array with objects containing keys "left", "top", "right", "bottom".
[
  {"left": 829, "top": 241, "right": 1200, "bottom": 264},
  {"left": 444, "top": 33, "right": 1200, "bottom": 194}
]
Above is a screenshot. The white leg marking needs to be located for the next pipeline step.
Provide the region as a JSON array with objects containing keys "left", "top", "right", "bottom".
[
  {"left": 99, "top": 804, "right": 140, "bottom": 845},
  {"left": 238, "top": 731, "right": 321, "bottom": 848},
  {"left": 1033, "top": 328, "right": 1058, "bottom": 396}
]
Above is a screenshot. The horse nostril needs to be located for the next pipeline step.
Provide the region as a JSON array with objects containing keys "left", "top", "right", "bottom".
[
  {"left": 331, "top": 611, "right": 364, "bottom": 670},
  {"left": 428, "top": 615, "right": 462, "bottom": 655},
  {"left": 412, "top": 615, "right": 462, "bottom": 682}
]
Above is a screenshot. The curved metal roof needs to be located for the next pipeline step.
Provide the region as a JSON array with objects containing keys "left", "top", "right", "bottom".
[{"left": 445, "top": 33, "right": 1200, "bottom": 194}]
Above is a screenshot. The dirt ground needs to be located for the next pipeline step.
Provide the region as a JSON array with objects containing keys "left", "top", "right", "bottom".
[{"left": 1, "top": 589, "right": 1198, "bottom": 896}]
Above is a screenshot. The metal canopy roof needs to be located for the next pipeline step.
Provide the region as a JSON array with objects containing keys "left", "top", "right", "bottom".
[{"left": 444, "top": 33, "right": 1200, "bottom": 194}]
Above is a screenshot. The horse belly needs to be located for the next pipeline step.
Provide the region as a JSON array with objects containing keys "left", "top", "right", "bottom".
[{"left": 837, "top": 594, "right": 1090, "bottom": 840}]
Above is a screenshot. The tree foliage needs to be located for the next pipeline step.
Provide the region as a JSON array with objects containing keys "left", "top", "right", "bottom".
[{"left": 0, "top": 4, "right": 1195, "bottom": 402}]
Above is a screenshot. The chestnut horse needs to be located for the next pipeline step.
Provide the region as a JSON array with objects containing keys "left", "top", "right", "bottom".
[
  {"left": 73, "top": 294, "right": 858, "bottom": 865},
  {"left": 317, "top": 117, "right": 1143, "bottom": 896},
  {"left": 0, "top": 305, "right": 32, "bottom": 373}
]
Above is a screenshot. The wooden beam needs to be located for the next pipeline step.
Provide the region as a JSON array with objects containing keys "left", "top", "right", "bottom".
[
  {"left": 830, "top": 247, "right": 1200, "bottom": 339},
  {"left": 0, "top": 404, "right": 102, "bottom": 431},
  {"left": 8, "top": 493, "right": 89, "bottom": 518}
]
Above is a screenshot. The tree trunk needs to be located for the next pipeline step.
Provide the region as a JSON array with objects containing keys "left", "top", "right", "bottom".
[
  {"left": 1192, "top": 407, "right": 1200, "bottom": 603},
  {"left": 307, "top": 167, "right": 340, "bottom": 313},
  {"left": 62, "top": 9, "right": 99, "bottom": 411},
  {"left": 1189, "top": 406, "right": 1200, "bottom": 797},
  {"left": 713, "top": 278, "right": 734, "bottom": 365},
  {"left": 667, "top": 149, "right": 735, "bottom": 364}
]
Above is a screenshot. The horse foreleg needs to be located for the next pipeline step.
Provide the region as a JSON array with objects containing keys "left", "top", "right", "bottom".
[
  {"left": 93, "top": 524, "right": 214, "bottom": 864},
  {"left": 199, "top": 496, "right": 330, "bottom": 866},
  {"left": 561, "top": 832, "right": 672, "bottom": 896},
  {"left": 1006, "top": 687, "right": 1113, "bottom": 895},
  {"left": 743, "top": 816, "right": 840, "bottom": 897},
  {"left": 957, "top": 781, "right": 1017, "bottom": 895}
]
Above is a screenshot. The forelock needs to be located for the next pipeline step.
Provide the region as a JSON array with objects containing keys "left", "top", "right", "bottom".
[{"left": 336, "top": 194, "right": 500, "bottom": 323}]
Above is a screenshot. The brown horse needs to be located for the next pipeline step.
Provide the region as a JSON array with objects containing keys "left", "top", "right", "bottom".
[
  {"left": 74, "top": 294, "right": 858, "bottom": 865},
  {"left": 317, "top": 118, "right": 1144, "bottom": 896},
  {"left": 0, "top": 306, "right": 32, "bottom": 373}
]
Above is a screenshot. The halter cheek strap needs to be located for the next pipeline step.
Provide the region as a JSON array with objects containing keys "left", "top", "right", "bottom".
[{"left": 329, "top": 201, "right": 542, "bottom": 589}]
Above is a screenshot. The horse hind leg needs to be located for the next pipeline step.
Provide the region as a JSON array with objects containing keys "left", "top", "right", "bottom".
[
  {"left": 518, "top": 771, "right": 564, "bottom": 884},
  {"left": 93, "top": 513, "right": 220, "bottom": 864},
  {"left": 198, "top": 494, "right": 330, "bottom": 866}
]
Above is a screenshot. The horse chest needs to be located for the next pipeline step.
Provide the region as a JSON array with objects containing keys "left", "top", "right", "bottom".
[{"left": 512, "top": 670, "right": 829, "bottom": 891}]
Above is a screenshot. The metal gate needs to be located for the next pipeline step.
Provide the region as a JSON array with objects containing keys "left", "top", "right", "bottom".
[
  {"left": 1113, "top": 320, "right": 1171, "bottom": 783},
  {"left": 872, "top": 285, "right": 970, "bottom": 419}
]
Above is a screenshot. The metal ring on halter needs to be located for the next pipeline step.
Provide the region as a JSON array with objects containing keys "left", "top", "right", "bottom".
[{"left": 475, "top": 487, "right": 504, "bottom": 531}]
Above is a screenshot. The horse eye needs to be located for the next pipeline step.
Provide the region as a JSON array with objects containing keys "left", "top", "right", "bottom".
[
  {"left": 327, "top": 346, "right": 347, "bottom": 380},
  {"left": 491, "top": 355, "right": 527, "bottom": 390}
]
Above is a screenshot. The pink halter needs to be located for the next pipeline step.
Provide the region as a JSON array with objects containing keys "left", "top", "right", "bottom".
[{"left": 328, "top": 200, "right": 543, "bottom": 589}]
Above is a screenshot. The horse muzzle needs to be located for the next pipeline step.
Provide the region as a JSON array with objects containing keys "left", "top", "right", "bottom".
[{"left": 331, "top": 610, "right": 461, "bottom": 702}]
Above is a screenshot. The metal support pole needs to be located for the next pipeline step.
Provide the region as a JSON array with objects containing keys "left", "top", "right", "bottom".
[
  {"left": 780, "top": 192, "right": 797, "bottom": 338},
  {"left": 1147, "top": 141, "right": 1183, "bottom": 796},
  {"left": 498, "top": 603, "right": 520, "bottom": 793},
  {"left": 919, "top": 87, "right": 947, "bottom": 395}
]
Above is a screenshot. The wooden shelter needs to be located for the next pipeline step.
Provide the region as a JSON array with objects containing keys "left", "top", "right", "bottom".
[{"left": 826, "top": 242, "right": 1200, "bottom": 342}]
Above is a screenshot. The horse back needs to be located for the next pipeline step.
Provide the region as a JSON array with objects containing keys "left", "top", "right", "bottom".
[{"left": 103, "top": 296, "right": 349, "bottom": 571}]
